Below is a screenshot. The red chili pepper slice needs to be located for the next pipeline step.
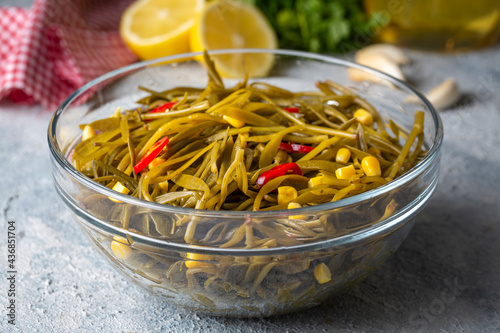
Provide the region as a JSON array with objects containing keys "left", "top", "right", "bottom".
[
  {"left": 283, "top": 107, "right": 299, "bottom": 113},
  {"left": 256, "top": 162, "right": 302, "bottom": 186},
  {"left": 133, "top": 136, "right": 169, "bottom": 174},
  {"left": 278, "top": 142, "right": 314, "bottom": 154},
  {"left": 278, "top": 142, "right": 293, "bottom": 153},
  {"left": 291, "top": 143, "right": 314, "bottom": 153},
  {"left": 149, "top": 101, "right": 176, "bottom": 114},
  {"left": 145, "top": 102, "right": 177, "bottom": 122}
]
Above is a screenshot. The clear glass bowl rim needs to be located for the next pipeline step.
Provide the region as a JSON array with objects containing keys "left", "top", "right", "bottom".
[{"left": 48, "top": 48, "right": 443, "bottom": 255}]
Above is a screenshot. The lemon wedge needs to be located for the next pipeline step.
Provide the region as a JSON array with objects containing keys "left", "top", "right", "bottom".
[
  {"left": 190, "top": 0, "right": 277, "bottom": 78},
  {"left": 120, "top": 0, "right": 204, "bottom": 60}
]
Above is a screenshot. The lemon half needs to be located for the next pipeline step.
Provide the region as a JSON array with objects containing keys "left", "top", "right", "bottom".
[
  {"left": 190, "top": 0, "right": 277, "bottom": 78},
  {"left": 120, "top": 0, "right": 204, "bottom": 60}
]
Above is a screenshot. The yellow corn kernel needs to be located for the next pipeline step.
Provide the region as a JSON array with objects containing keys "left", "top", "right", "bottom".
[
  {"left": 223, "top": 115, "right": 245, "bottom": 128},
  {"left": 113, "top": 181, "right": 129, "bottom": 194},
  {"left": 368, "top": 147, "right": 381, "bottom": 156},
  {"left": 288, "top": 202, "right": 308, "bottom": 220},
  {"left": 354, "top": 108, "right": 373, "bottom": 125},
  {"left": 113, "top": 236, "right": 129, "bottom": 244},
  {"left": 308, "top": 176, "right": 323, "bottom": 188},
  {"left": 361, "top": 156, "right": 382, "bottom": 177},
  {"left": 335, "top": 164, "right": 356, "bottom": 180},
  {"left": 308, "top": 176, "right": 324, "bottom": 195},
  {"left": 149, "top": 157, "right": 165, "bottom": 169},
  {"left": 158, "top": 181, "right": 169, "bottom": 192},
  {"left": 109, "top": 181, "right": 130, "bottom": 203},
  {"left": 335, "top": 148, "right": 351, "bottom": 164},
  {"left": 185, "top": 252, "right": 214, "bottom": 269},
  {"left": 278, "top": 186, "right": 298, "bottom": 205},
  {"left": 82, "top": 125, "right": 95, "bottom": 141},
  {"left": 314, "top": 263, "right": 332, "bottom": 284},
  {"left": 110, "top": 240, "right": 132, "bottom": 260}
]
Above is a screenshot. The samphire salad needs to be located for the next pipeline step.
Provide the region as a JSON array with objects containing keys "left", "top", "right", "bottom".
[{"left": 69, "top": 53, "right": 427, "bottom": 315}]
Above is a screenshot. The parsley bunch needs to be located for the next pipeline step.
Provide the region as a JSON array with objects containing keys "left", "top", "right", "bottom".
[{"left": 242, "top": 0, "right": 386, "bottom": 54}]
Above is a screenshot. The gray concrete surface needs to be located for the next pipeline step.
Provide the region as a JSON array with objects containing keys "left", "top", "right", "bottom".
[{"left": 1, "top": 24, "right": 500, "bottom": 333}]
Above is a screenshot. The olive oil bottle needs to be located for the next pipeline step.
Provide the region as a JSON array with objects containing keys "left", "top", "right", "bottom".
[{"left": 364, "top": 0, "right": 500, "bottom": 51}]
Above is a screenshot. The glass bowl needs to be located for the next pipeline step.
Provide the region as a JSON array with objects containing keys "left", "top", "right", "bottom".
[{"left": 48, "top": 49, "right": 443, "bottom": 317}]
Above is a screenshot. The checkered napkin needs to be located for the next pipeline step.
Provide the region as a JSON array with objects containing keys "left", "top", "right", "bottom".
[{"left": 0, "top": 0, "right": 137, "bottom": 111}]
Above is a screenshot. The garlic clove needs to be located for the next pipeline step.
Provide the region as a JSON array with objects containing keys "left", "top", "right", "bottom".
[
  {"left": 349, "top": 51, "right": 405, "bottom": 82},
  {"left": 406, "top": 78, "right": 461, "bottom": 110},
  {"left": 349, "top": 43, "right": 407, "bottom": 83},
  {"left": 425, "top": 78, "right": 461, "bottom": 110},
  {"left": 355, "top": 43, "right": 410, "bottom": 65},
  {"left": 355, "top": 52, "right": 405, "bottom": 81}
]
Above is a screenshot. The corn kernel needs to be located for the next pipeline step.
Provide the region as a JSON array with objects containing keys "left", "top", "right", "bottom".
[
  {"left": 361, "top": 156, "right": 382, "bottom": 177},
  {"left": 149, "top": 157, "right": 165, "bottom": 169},
  {"left": 109, "top": 181, "right": 130, "bottom": 203},
  {"left": 308, "top": 176, "right": 323, "bottom": 188},
  {"left": 113, "top": 181, "right": 129, "bottom": 194},
  {"left": 314, "top": 263, "right": 332, "bottom": 284},
  {"left": 354, "top": 108, "right": 373, "bottom": 125},
  {"left": 185, "top": 252, "right": 214, "bottom": 269},
  {"left": 288, "top": 202, "right": 308, "bottom": 220},
  {"left": 186, "top": 252, "right": 214, "bottom": 260},
  {"left": 223, "top": 115, "right": 245, "bottom": 128},
  {"left": 308, "top": 176, "right": 325, "bottom": 195},
  {"left": 82, "top": 125, "right": 95, "bottom": 141},
  {"left": 185, "top": 261, "right": 213, "bottom": 269},
  {"left": 335, "top": 148, "right": 351, "bottom": 164},
  {"left": 111, "top": 240, "right": 132, "bottom": 260},
  {"left": 335, "top": 164, "right": 356, "bottom": 179},
  {"left": 278, "top": 186, "right": 298, "bottom": 205},
  {"left": 158, "top": 181, "right": 169, "bottom": 192},
  {"left": 113, "top": 236, "right": 129, "bottom": 244}
]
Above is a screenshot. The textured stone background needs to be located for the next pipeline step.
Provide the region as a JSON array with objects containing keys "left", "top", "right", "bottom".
[{"left": 1, "top": 2, "right": 500, "bottom": 332}]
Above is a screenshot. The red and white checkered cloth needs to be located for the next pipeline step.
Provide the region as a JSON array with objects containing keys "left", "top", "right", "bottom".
[{"left": 0, "top": 0, "right": 138, "bottom": 111}]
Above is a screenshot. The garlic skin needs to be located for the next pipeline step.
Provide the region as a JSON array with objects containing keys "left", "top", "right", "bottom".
[{"left": 425, "top": 78, "right": 461, "bottom": 110}]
